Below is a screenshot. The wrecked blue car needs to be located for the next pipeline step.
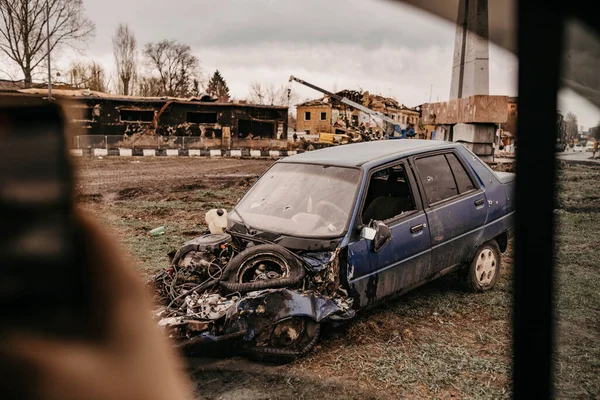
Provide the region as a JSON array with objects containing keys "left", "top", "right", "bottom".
[{"left": 152, "top": 140, "right": 515, "bottom": 358}]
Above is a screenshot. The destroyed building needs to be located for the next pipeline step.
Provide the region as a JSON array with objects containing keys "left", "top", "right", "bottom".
[
  {"left": 296, "top": 89, "right": 421, "bottom": 135},
  {"left": 0, "top": 87, "right": 289, "bottom": 148}
]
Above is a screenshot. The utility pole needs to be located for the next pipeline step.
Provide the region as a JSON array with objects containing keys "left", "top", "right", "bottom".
[
  {"left": 429, "top": 84, "right": 433, "bottom": 103},
  {"left": 46, "top": 0, "right": 52, "bottom": 102}
]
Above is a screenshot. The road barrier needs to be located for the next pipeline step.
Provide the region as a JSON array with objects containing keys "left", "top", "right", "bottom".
[{"left": 69, "top": 135, "right": 300, "bottom": 158}]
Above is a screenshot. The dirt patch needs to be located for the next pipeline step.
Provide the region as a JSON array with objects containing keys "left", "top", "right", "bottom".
[
  {"left": 77, "top": 193, "right": 103, "bottom": 203},
  {"left": 117, "top": 187, "right": 150, "bottom": 200},
  {"left": 189, "top": 360, "right": 383, "bottom": 400}
]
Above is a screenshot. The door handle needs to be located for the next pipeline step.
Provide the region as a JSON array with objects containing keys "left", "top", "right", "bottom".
[
  {"left": 410, "top": 223, "right": 425, "bottom": 234},
  {"left": 474, "top": 198, "right": 485, "bottom": 206}
]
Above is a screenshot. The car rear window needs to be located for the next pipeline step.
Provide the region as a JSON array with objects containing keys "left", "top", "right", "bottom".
[
  {"left": 415, "top": 154, "right": 458, "bottom": 205},
  {"left": 445, "top": 153, "right": 476, "bottom": 194}
]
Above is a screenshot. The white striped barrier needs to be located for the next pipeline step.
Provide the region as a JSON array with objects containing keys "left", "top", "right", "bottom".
[{"left": 93, "top": 148, "right": 108, "bottom": 157}]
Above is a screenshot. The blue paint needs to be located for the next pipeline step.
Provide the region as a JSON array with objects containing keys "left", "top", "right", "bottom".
[{"left": 275, "top": 141, "right": 514, "bottom": 308}]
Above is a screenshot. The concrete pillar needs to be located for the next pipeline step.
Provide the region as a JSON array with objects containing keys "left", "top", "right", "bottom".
[
  {"left": 449, "top": 0, "right": 489, "bottom": 100},
  {"left": 448, "top": 0, "right": 493, "bottom": 159},
  {"left": 454, "top": 122, "right": 495, "bottom": 160}
]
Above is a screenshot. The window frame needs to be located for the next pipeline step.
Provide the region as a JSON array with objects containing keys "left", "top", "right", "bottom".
[
  {"left": 304, "top": 111, "right": 311, "bottom": 121},
  {"left": 356, "top": 158, "right": 423, "bottom": 227},
  {"left": 119, "top": 108, "right": 155, "bottom": 123},
  {"left": 71, "top": 107, "right": 94, "bottom": 122},
  {"left": 444, "top": 152, "right": 478, "bottom": 195},
  {"left": 410, "top": 150, "right": 482, "bottom": 209},
  {"left": 320, "top": 111, "right": 327, "bottom": 121}
]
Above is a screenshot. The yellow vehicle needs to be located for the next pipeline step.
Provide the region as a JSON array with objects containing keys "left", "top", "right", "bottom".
[{"left": 318, "top": 132, "right": 352, "bottom": 145}]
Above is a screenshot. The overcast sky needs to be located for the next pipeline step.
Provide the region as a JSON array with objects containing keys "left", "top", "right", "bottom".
[{"left": 6, "top": 0, "right": 599, "bottom": 129}]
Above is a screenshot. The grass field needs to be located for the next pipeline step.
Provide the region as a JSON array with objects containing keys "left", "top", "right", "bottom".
[{"left": 77, "top": 158, "right": 599, "bottom": 399}]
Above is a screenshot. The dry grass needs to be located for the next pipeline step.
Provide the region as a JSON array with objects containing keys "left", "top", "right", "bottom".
[{"left": 77, "top": 159, "right": 599, "bottom": 399}]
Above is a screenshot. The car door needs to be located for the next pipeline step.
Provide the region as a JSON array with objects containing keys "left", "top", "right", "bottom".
[
  {"left": 411, "top": 151, "right": 488, "bottom": 273},
  {"left": 347, "top": 160, "right": 432, "bottom": 308}
]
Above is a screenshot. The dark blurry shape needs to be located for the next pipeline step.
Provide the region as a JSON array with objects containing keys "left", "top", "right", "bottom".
[
  {"left": 0, "top": 213, "right": 195, "bottom": 400},
  {"left": 512, "top": 2, "right": 564, "bottom": 399},
  {"left": 0, "top": 105, "right": 193, "bottom": 399},
  {"left": 0, "top": 104, "right": 90, "bottom": 338}
]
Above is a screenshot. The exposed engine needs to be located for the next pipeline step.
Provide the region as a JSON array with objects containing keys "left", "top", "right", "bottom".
[{"left": 149, "top": 209, "right": 354, "bottom": 358}]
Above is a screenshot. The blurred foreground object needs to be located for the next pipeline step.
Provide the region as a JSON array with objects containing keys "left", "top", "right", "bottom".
[{"left": 0, "top": 103, "right": 193, "bottom": 400}]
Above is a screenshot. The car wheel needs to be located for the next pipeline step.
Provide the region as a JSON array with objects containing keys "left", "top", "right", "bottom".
[
  {"left": 245, "top": 317, "right": 321, "bottom": 363},
  {"left": 466, "top": 241, "right": 501, "bottom": 292},
  {"left": 220, "top": 244, "right": 305, "bottom": 293}
]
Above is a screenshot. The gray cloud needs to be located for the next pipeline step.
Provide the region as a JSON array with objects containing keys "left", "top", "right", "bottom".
[
  {"left": 83, "top": 0, "right": 454, "bottom": 53},
  {"left": 26, "top": 0, "right": 600, "bottom": 126}
]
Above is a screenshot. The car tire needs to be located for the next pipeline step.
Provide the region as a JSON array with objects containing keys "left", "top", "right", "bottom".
[
  {"left": 466, "top": 240, "right": 501, "bottom": 292},
  {"left": 220, "top": 244, "right": 305, "bottom": 293},
  {"left": 244, "top": 317, "right": 321, "bottom": 363}
]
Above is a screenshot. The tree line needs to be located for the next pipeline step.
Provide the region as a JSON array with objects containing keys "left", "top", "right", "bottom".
[{"left": 0, "top": 0, "right": 296, "bottom": 105}]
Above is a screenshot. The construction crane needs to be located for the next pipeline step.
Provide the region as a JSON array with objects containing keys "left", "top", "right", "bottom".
[{"left": 288, "top": 75, "right": 401, "bottom": 136}]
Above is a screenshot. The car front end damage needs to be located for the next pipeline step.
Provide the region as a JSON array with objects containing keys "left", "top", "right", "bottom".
[{"left": 149, "top": 228, "right": 355, "bottom": 357}]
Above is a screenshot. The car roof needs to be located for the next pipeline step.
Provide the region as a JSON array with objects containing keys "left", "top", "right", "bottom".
[{"left": 279, "top": 139, "right": 456, "bottom": 168}]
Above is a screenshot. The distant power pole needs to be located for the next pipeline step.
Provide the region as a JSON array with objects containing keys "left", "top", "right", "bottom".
[
  {"left": 45, "top": 0, "right": 52, "bottom": 102},
  {"left": 429, "top": 84, "right": 433, "bottom": 103}
]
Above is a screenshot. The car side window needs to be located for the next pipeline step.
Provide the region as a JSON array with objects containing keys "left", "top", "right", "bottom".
[
  {"left": 445, "top": 153, "right": 476, "bottom": 194},
  {"left": 361, "top": 163, "right": 416, "bottom": 224},
  {"left": 415, "top": 154, "right": 458, "bottom": 205}
]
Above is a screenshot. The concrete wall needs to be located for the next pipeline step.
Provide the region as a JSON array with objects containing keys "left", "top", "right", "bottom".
[{"left": 421, "top": 95, "right": 508, "bottom": 125}]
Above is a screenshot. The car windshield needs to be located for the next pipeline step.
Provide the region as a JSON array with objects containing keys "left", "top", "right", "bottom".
[{"left": 232, "top": 163, "right": 361, "bottom": 237}]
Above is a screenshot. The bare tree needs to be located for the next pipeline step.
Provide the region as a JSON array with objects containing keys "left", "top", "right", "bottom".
[
  {"left": 67, "top": 61, "right": 106, "bottom": 92},
  {"left": 248, "top": 82, "right": 297, "bottom": 106},
  {"left": 565, "top": 112, "right": 579, "bottom": 140},
  {"left": 136, "top": 75, "right": 161, "bottom": 97},
  {"left": 87, "top": 61, "right": 107, "bottom": 92},
  {"left": 0, "top": 0, "right": 95, "bottom": 86},
  {"left": 66, "top": 60, "right": 86, "bottom": 88},
  {"left": 143, "top": 40, "right": 200, "bottom": 97},
  {"left": 66, "top": 60, "right": 107, "bottom": 92},
  {"left": 248, "top": 82, "right": 266, "bottom": 104},
  {"left": 112, "top": 23, "right": 136, "bottom": 95}
]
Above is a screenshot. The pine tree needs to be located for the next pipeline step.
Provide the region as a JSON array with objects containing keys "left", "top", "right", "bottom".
[{"left": 206, "top": 70, "right": 230, "bottom": 102}]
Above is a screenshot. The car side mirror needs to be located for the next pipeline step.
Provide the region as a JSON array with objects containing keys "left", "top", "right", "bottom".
[
  {"left": 360, "top": 226, "right": 377, "bottom": 240},
  {"left": 372, "top": 221, "right": 392, "bottom": 252},
  {"left": 361, "top": 221, "right": 392, "bottom": 252}
]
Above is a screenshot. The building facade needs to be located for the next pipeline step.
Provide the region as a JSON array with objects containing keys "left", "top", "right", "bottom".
[
  {"left": 296, "top": 90, "right": 421, "bottom": 135},
  {"left": 0, "top": 89, "right": 288, "bottom": 149}
]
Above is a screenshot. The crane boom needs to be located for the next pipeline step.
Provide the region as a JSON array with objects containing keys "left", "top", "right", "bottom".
[{"left": 289, "top": 75, "right": 399, "bottom": 128}]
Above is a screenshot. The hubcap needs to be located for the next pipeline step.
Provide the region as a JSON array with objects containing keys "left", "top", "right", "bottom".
[{"left": 476, "top": 248, "right": 497, "bottom": 286}]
